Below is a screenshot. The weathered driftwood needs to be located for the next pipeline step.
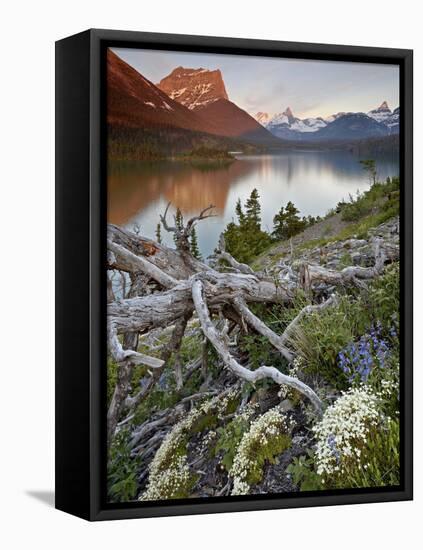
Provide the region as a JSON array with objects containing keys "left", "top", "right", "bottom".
[
  {"left": 299, "top": 238, "right": 388, "bottom": 291},
  {"left": 107, "top": 206, "right": 394, "bottom": 441}
]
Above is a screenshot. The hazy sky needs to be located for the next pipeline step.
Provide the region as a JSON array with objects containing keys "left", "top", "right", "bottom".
[{"left": 112, "top": 47, "right": 399, "bottom": 119}]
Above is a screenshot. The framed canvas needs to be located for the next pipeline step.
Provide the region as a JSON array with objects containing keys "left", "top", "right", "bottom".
[{"left": 55, "top": 29, "right": 413, "bottom": 521}]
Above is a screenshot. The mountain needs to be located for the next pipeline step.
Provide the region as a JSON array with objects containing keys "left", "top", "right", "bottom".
[
  {"left": 107, "top": 50, "right": 218, "bottom": 134},
  {"left": 367, "top": 102, "right": 399, "bottom": 133},
  {"left": 157, "top": 66, "right": 228, "bottom": 109},
  {"left": 323, "top": 112, "right": 346, "bottom": 124},
  {"left": 157, "top": 67, "right": 277, "bottom": 143},
  {"left": 311, "top": 112, "right": 390, "bottom": 141},
  {"left": 260, "top": 107, "right": 328, "bottom": 140},
  {"left": 254, "top": 103, "right": 398, "bottom": 141},
  {"left": 252, "top": 112, "right": 272, "bottom": 126}
]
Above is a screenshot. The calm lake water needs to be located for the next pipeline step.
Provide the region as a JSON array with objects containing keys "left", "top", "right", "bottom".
[{"left": 108, "top": 150, "right": 399, "bottom": 257}]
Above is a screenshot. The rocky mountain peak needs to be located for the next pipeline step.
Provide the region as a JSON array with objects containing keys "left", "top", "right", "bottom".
[
  {"left": 283, "top": 106, "right": 294, "bottom": 119},
  {"left": 253, "top": 112, "right": 271, "bottom": 125},
  {"left": 157, "top": 67, "right": 229, "bottom": 110},
  {"left": 377, "top": 101, "right": 390, "bottom": 112}
]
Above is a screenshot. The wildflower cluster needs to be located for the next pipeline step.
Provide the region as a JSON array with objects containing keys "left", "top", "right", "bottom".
[
  {"left": 141, "top": 391, "right": 239, "bottom": 501},
  {"left": 337, "top": 323, "right": 391, "bottom": 384},
  {"left": 312, "top": 386, "right": 380, "bottom": 481},
  {"left": 278, "top": 357, "right": 303, "bottom": 400},
  {"left": 231, "top": 407, "right": 292, "bottom": 496}
]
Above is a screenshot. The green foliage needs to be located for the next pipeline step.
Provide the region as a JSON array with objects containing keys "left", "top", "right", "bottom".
[
  {"left": 272, "top": 201, "right": 308, "bottom": 240},
  {"left": 107, "top": 429, "right": 140, "bottom": 502},
  {"left": 181, "top": 146, "right": 234, "bottom": 161},
  {"left": 107, "top": 358, "right": 119, "bottom": 406},
  {"left": 214, "top": 416, "right": 250, "bottom": 471},
  {"left": 173, "top": 208, "right": 184, "bottom": 246},
  {"left": 286, "top": 451, "right": 324, "bottom": 491},
  {"left": 341, "top": 176, "right": 399, "bottom": 222},
  {"left": 239, "top": 333, "right": 282, "bottom": 370},
  {"left": 286, "top": 264, "right": 400, "bottom": 387},
  {"left": 223, "top": 189, "right": 273, "bottom": 264},
  {"left": 190, "top": 413, "right": 218, "bottom": 434},
  {"left": 360, "top": 159, "right": 377, "bottom": 186},
  {"left": 329, "top": 419, "right": 400, "bottom": 489},
  {"left": 338, "top": 251, "right": 354, "bottom": 268},
  {"left": 237, "top": 300, "right": 299, "bottom": 371},
  {"left": 287, "top": 296, "right": 360, "bottom": 386},
  {"left": 246, "top": 433, "right": 291, "bottom": 486},
  {"left": 245, "top": 188, "right": 261, "bottom": 230},
  {"left": 108, "top": 125, "right": 247, "bottom": 161},
  {"left": 190, "top": 226, "right": 202, "bottom": 260},
  {"left": 131, "top": 331, "right": 204, "bottom": 426},
  {"left": 364, "top": 262, "right": 399, "bottom": 327}
]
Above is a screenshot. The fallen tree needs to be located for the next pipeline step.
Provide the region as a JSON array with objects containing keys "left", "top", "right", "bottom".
[{"left": 107, "top": 204, "right": 397, "bottom": 443}]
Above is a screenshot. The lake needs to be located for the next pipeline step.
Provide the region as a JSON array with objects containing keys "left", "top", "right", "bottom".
[{"left": 108, "top": 150, "right": 399, "bottom": 258}]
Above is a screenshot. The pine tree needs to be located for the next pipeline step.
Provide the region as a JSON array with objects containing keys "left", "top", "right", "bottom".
[
  {"left": 223, "top": 190, "right": 272, "bottom": 264},
  {"left": 190, "top": 226, "right": 202, "bottom": 260},
  {"left": 155, "top": 222, "right": 162, "bottom": 244},
  {"left": 235, "top": 198, "right": 245, "bottom": 226},
  {"left": 245, "top": 188, "right": 261, "bottom": 230},
  {"left": 272, "top": 201, "right": 307, "bottom": 240},
  {"left": 272, "top": 205, "right": 287, "bottom": 240}
]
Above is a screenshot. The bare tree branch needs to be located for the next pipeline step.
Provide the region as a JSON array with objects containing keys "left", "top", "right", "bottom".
[
  {"left": 108, "top": 322, "right": 165, "bottom": 369},
  {"left": 108, "top": 240, "right": 177, "bottom": 289},
  {"left": 192, "top": 279, "right": 323, "bottom": 416},
  {"left": 185, "top": 204, "right": 217, "bottom": 235},
  {"left": 216, "top": 234, "right": 257, "bottom": 276},
  {"left": 233, "top": 296, "right": 294, "bottom": 362},
  {"left": 280, "top": 294, "right": 338, "bottom": 346}
]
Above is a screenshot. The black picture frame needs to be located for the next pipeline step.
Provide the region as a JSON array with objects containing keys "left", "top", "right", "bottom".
[{"left": 55, "top": 28, "right": 413, "bottom": 521}]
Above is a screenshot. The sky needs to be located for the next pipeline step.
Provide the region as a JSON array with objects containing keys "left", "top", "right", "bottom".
[{"left": 112, "top": 47, "right": 399, "bottom": 119}]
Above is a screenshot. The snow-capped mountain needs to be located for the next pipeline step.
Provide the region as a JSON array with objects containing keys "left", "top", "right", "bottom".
[
  {"left": 255, "top": 107, "right": 328, "bottom": 140},
  {"left": 367, "top": 102, "right": 399, "bottom": 132},
  {"left": 252, "top": 102, "right": 399, "bottom": 141},
  {"left": 313, "top": 112, "right": 390, "bottom": 141}
]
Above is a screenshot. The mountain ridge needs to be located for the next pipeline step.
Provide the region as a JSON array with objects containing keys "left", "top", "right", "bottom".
[
  {"left": 252, "top": 102, "right": 399, "bottom": 141},
  {"left": 157, "top": 66, "right": 278, "bottom": 143}
]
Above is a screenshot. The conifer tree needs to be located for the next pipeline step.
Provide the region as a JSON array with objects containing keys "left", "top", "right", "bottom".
[
  {"left": 245, "top": 188, "right": 261, "bottom": 230},
  {"left": 272, "top": 201, "right": 307, "bottom": 240},
  {"left": 223, "top": 189, "right": 272, "bottom": 264},
  {"left": 190, "top": 226, "right": 202, "bottom": 260},
  {"left": 235, "top": 198, "right": 245, "bottom": 226}
]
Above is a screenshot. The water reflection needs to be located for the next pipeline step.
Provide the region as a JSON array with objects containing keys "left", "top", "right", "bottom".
[
  {"left": 108, "top": 150, "right": 399, "bottom": 257},
  {"left": 108, "top": 159, "right": 254, "bottom": 225}
]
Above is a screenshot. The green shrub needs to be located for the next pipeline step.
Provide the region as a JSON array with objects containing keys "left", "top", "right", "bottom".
[
  {"left": 341, "top": 177, "right": 399, "bottom": 222},
  {"left": 107, "top": 358, "right": 119, "bottom": 406},
  {"left": 286, "top": 451, "right": 324, "bottom": 491},
  {"left": 107, "top": 429, "right": 140, "bottom": 502},
  {"left": 214, "top": 416, "right": 250, "bottom": 472},
  {"left": 285, "top": 263, "right": 399, "bottom": 388}
]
